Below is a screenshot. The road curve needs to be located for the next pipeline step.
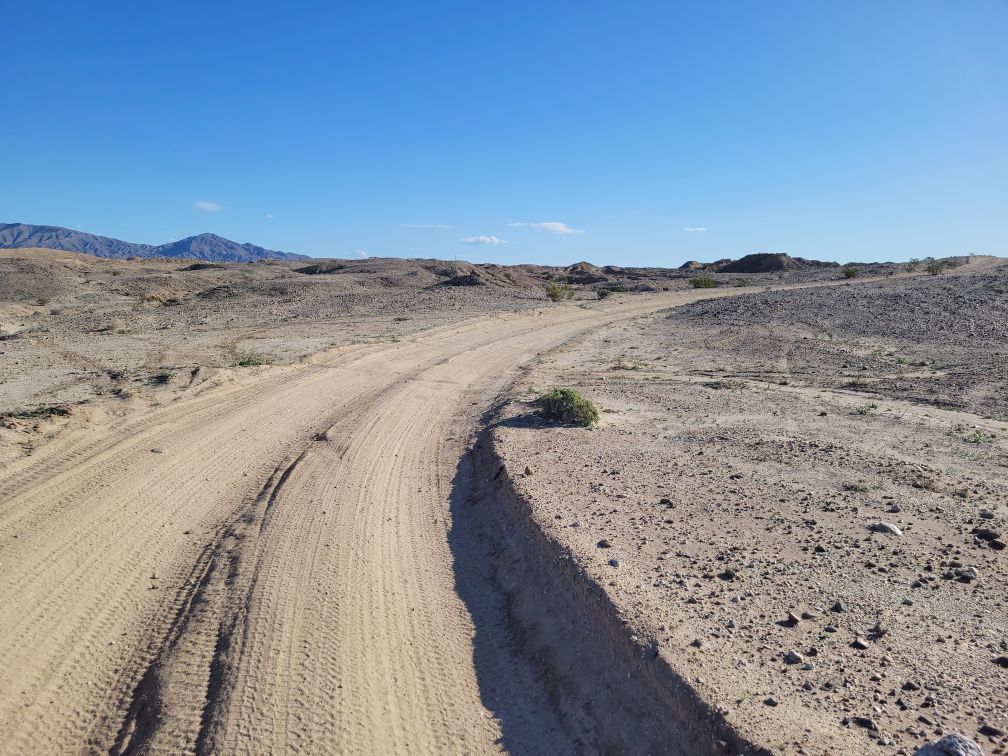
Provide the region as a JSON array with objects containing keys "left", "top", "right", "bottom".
[
  {"left": 0, "top": 291, "right": 734, "bottom": 755},
  {"left": 3, "top": 256, "right": 1003, "bottom": 754}
]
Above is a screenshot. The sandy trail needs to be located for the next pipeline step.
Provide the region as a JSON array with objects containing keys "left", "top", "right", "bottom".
[
  {"left": 0, "top": 292, "right": 732, "bottom": 754},
  {"left": 3, "top": 257, "right": 999, "bottom": 754}
]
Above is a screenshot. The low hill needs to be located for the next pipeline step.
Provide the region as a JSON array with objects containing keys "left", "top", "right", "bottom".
[
  {"left": 681, "top": 253, "right": 838, "bottom": 274},
  {"left": 0, "top": 223, "right": 307, "bottom": 262}
]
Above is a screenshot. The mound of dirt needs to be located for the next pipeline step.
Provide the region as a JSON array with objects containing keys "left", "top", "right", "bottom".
[
  {"left": 720, "top": 253, "right": 836, "bottom": 273},
  {"left": 295, "top": 262, "right": 348, "bottom": 275},
  {"left": 565, "top": 261, "right": 607, "bottom": 284},
  {"left": 0, "top": 253, "right": 79, "bottom": 304}
]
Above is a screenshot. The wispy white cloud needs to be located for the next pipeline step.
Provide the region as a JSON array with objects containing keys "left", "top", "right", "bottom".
[
  {"left": 193, "top": 200, "right": 225, "bottom": 212},
  {"left": 400, "top": 223, "right": 453, "bottom": 229},
  {"left": 682, "top": 227, "right": 707, "bottom": 232},
  {"left": 461, "top": 235, "right": 507, "bottom": 245},
  {"left": 264, "top": 213, "right": 275, "bottom": 219},
  {"left": 508, "top": 221, "right": 585, "bottom": 235},
  {"left": 353, "top": 249, "right": 369, "bottom": 258}
]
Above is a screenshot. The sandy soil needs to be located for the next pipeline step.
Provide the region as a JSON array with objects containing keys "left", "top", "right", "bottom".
[
  {"left": 1, "top": 248, "right": 1002, "bottom": 755},
  {"left": 494, "top": 257, "right": 1007, "bottom": 755},
  {"left": 0, "top": 248, "right": 745, "bottom": 754}
]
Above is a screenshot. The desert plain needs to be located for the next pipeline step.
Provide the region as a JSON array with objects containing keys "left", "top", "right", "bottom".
[{"left": 0, "top": 248, "right": 1005, "bottom": 755}]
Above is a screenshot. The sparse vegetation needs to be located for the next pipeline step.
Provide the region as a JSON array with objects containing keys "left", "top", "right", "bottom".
[
  {"left": 537, "top": 388, "right": 600, "bottom": 427},
  {"left": 854, "top": 403, "right": 878, "bottom": 416},
  {"left": 613, "top": 357, "right": 643, "bottom": 370},
  {"left": 925, "top": 257, "right": 944, "bottom": 276},
  {"left": 964, "top": 429, "right": 993, "bottom": 445},
  {"left": 841, "top": 266, "right": 858, "bottom": 279},
  {"left": 689, "top": 276, "right": 716, "bottom": 289},
  {"left": 596, "top": 288, "right": 612, "bottom": 300},
  {"left": 906, "top": 257, "right": 920, "bottom": 271},
  {"left": 545, "top": 282, "right": 574, "bottom": 301},
  {"left": 234, "top": 349, "right": 273, "bottom": 367},
  {"left": 734, "top": 277, "right": 751, "bottom": 287},
  {"left": 0, "top": 404, "right": 72, "bottom": 423}
]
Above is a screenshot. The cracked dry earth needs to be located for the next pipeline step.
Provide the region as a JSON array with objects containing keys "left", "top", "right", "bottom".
[
  {"left": 495, "top": 260, "right": 1008, "bottom": 755},
  {"left": 0, "top": 290, "right": 751, "bottom": 755}
]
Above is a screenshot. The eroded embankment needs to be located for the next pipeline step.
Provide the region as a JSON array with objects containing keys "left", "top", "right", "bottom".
[{"left": 452, "top": 402, "right": 768, "bottom": 756}]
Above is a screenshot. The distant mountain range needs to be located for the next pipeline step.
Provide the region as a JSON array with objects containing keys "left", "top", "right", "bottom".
[{"left": 0, "top": 223, "right": 308, "bottom": 262}]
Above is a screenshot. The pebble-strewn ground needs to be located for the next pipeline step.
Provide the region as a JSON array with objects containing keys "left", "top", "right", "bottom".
[{"left": 495, "top": 265, "right": 1008, "bottom": 755}]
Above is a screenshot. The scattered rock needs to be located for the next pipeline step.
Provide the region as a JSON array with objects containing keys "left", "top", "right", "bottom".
[
  {"left": 851, "top": 637, "right": 870, "bottom": 650},
  {"left": 955, "top": 566, "right": 979, "bottom": 583},
  {"left": 150, "top": 448, "right": 164, "bottom": 454},
  {"left": 913, "top": 733, "right": 984, "bottom": 756},
  {"left": 608, "top": 558, "right": 620, "bottom": 568},
  {"left": 870, "top": 522, "right": 902, "bottom": 536},
  {"left": 763, "top": 696, "right": 778, "bottom": 707},
  {"left": 783, "top": 650, "right": 804, "bottom": 664},
  {"left": 524, "top": 465, "right": 533, "bottom": 476},
  {"left": 597, "top": 539, "right": 612, "bottom": 549}
]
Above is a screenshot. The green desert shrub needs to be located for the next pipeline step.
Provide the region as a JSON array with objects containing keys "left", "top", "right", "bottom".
[
  {"left": 906, "top": 257, "right": 920, "bottom": 271},
  {"left": 925, "top": 258, "right": 944, "bottom": 276},
  {"left": 733, "top": 277, "right": 751, "bottom": 287},
  {"left": 596, "top": 288, "right": 612, "bottom": 300},
  {"left": 689, "top": 276, "right": 716, "bottom": 289},
  {"left": 842, "top": 266, "right": 859, "bottom": 279},
  {"left": 545, "top": 282, "right": 574, "bottom": 301},
  {"left": 538, "top": 388, "right": 600, "bottom": 427},
  {"left": 234, "top": 349, "right": 273, "bottom": 367}
]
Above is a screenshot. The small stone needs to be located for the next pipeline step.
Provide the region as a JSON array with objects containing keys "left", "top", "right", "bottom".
[
  {"left": 608, "top": 558, "right": 620, "bottom": 568},
  {"left": 870, "top": 522, "right": 902, "bottom": 536},
  {"left": 597, "top": 539, "right": 612, "bottom": 548},
  {"left": 785, "top": 611, "right": 801, "bottom": 626},
  {"left": 851, "top": 637, "right": 870, "bottom": 650},
  {"left": 887, "top": 503, "right": 902, "bottom": 513},
  {"left": 150, "top": 572, "right": 158, "bottom": 580},
  {"left": 690, "top": 638, "right": 703, "bottom": 648},
  {"left": 955, "top": 566, "right": 978, "bottom": 582},
  {"left": 852, "top": 716, "right": 879, "bottom": 730},
  {"left": 979, "top": 509, "right": 995, "bottom": 520},
  {"left": 524, "top": 466, "right": 533, "bottom": 476},
  {"left": 912, "top": 733, "right": 984, "bottom": 756},
  {"left": 830, "top": 601, "right": 846, "bottom": 613},
  {"left": 783, "top": 650, "right": 804, "bottom": 664},
  {"left": 993, "top": 655, "right": 1008, "bottom": 668},
  {"left": 718, "top": 568, "right": 736, "bottom": 581},
  {"left": 150, "top": 448, "right": 164, "bottom": 454},
  {"left": 763, "top": 697, "right": 778, "bottom": 707}
]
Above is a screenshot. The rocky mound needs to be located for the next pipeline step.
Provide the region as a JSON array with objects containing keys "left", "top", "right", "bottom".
[{"left": 720, "top": 253, "right": 836, "bottom": 273}]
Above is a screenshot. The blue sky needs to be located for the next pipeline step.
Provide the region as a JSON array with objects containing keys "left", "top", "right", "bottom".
[{"left": 1, "top": 1, "right": 1005, "bottom": 265}]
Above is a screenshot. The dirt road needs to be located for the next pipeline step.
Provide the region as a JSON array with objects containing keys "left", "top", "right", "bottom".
[{"left": 1, "top": 290, "right": 748, "bottom": 755}]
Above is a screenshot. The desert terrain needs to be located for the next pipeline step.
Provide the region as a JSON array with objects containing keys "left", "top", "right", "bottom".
[{"left": 0, "top": 248, "right": 1004, "bottom": 755}]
